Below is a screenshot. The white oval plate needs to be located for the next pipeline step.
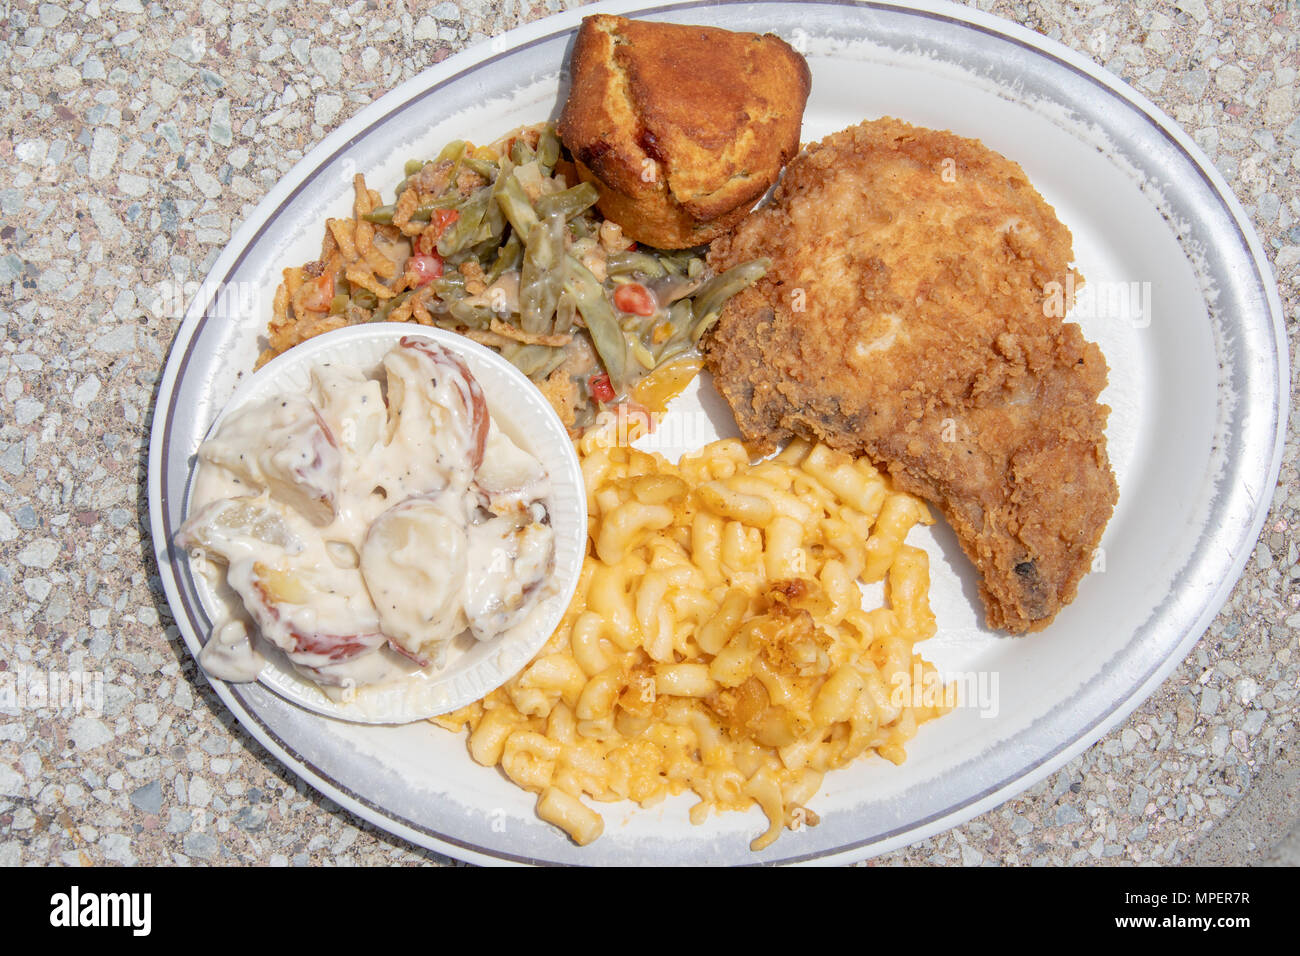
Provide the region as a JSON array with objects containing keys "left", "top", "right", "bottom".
[
  {"left": 148, "top": 0, "right": 1287, "bottom": 865},
  {"left": 181, "top": 324, "right": 587, "bottom": 724}
]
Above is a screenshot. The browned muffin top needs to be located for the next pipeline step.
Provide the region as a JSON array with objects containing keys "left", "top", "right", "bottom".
[{"left": 558, "top": 14, "right": 811, "bottom": 248}]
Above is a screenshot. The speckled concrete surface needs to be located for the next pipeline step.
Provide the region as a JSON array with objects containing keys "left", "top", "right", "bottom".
[{"left": 0, "top": 0, "right": 1296, "bottom": 867}]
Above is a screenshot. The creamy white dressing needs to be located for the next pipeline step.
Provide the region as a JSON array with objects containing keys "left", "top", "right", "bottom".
[
  {"left": 198, "top": 618, "right": 268, "bottom": 683},
  {"left": 179, "top": 338, "right": 556, "bottom": 690},
  {"left": 464, "top": 511, "right": 554, "bottom": 639}
]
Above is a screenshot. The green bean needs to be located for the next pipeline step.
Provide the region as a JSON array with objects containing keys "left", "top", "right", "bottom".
[
  {"left": 437, "top": 270, "right": 467, "bottom": 290},
  {"left": 499, "top": 342, "right": 566, "bottom": 380},
  {"left": 404, "top": 159, "right": 426, "bottom": 177},
  {"left": 535, "top": 181, "right": 600, "bottom": 222},
  {"left": 474, "top": 196, "right": 508, "bottom": 248},
  {"left": 462, "top": 236, "right": 505, "bottom": 268},
  {"left": 606, "top": 250, "right": 668, "bottom": 278},
  {"left": 463, "top": 156, "right": 499, "bottom": 181},
  {"left": 656, "top": 249, "right": 694, "bottom": 273},
  {"left": 436, "top": 140, "right": 467, "bottom": 164},
  {"left": 365, "top": 194, "right": 463, "bottom": 225},
  {"left": 328, "top": 293, "right": 350, "bottom": 315},
  {"left": 350, "top": 287, "right": 379, "bottom": 311},
  {"left": 431, "top": 272, "right": 466, "bottom": 305},
  {"left": 690, "top": 258, "right": 770, "bottom": 332},
  {"left": 652, "top": 301, "right": 696, "bottom": 363},
  {"left": 437, "top": 189, "right": 491, "bottom": 258},
  {"left": 519, "top": 214, "right": 566, "bottom": 335},
  {"left": 371, "top": 289, "right": 413, "bottom": 323},
  {"left": 555, "top": 290, "right": 576, "bottom": 332},
  {"left": 493, "top": 170, "right": 540, "bottom": 237},
  {"left": 651, "top": 274, "right": 703, "bottom": 306},
  {"left": 656, "top": 338, "right": 695, "bottom": 367},
  {"left": 498, "top": 343, "right": 540, "bottom": 376},
  {"left": 448, "top": 298, "right": 494, "bottom": 329},
  {"left": 538, "top": 348, "right": 570, "bottom": 379},
  {"left": 486, "top": 233, "right": 524, "bottom": 282},
  {"left": 411, "top": 195, "right": 465, "bottom": 219},
  {"left": 535, "top": 125, "right": 561, "bottom": 172},
  {"left": 509, "top": 137, "right": 535, "bottom": 166},
  {"left": 629, "top": 337, "right": 656, "bottom": 371},
  {"left": 432, "top": 314, "right": 465, "bottom": 334},
  {"left": 661, "top": 299, "right": 695, "bottom": 341},
  {"left": 568, "top": 214, "right": 596, "bottom": 241},
  {"left": 690, "top": 313, "right": 716, "bottom": 343},
  {"left": 565, "top": 256, "right": 628, "bottom": 387}
]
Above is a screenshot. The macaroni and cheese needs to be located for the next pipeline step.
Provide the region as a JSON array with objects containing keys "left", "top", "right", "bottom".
[{"left": 436, "top": 431, "right": 952, "bottom": 850}]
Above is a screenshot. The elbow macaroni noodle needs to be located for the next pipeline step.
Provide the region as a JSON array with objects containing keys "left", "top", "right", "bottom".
[{"left": 434, "top": 432, "right": 953, "bottom": 851}]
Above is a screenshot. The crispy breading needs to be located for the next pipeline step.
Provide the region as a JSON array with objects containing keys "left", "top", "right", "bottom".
[{"left": 704, "top": 117, "right": 1118, "bottom": 633}]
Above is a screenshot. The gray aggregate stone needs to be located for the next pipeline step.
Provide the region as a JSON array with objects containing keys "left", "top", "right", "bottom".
[
  {"left": 183, "top": 831, "right": 218, "bottom": 860},
  {"left": 130, "top": 780, "right": 164, "bottom": 814},
  {"left": 87, "top": 128, "right": 120, "bottom": 180}
]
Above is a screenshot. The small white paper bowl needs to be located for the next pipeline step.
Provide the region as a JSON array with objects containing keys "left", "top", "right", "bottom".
[{"left": 182, "top": 323, "right": 587, "bottom": 724}]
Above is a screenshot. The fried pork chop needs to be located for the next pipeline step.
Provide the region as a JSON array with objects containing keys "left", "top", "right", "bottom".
[{"left": 703, "top": 118, "right": 1118, "bottom": 633}]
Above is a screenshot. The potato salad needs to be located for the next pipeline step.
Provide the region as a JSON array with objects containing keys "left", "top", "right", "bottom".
[{"left": 179, "top": 338, "right": 556, "bottom": 692}]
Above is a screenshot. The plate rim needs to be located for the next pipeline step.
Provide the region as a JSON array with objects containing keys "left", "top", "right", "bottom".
[{"left": 146, "top": 0, "right": 1289, "bottom": 866}]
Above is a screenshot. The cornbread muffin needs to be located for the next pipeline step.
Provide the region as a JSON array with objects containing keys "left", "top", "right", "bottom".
[{"left": 557, "top": 14, "right": 811, "bottom": 249}]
